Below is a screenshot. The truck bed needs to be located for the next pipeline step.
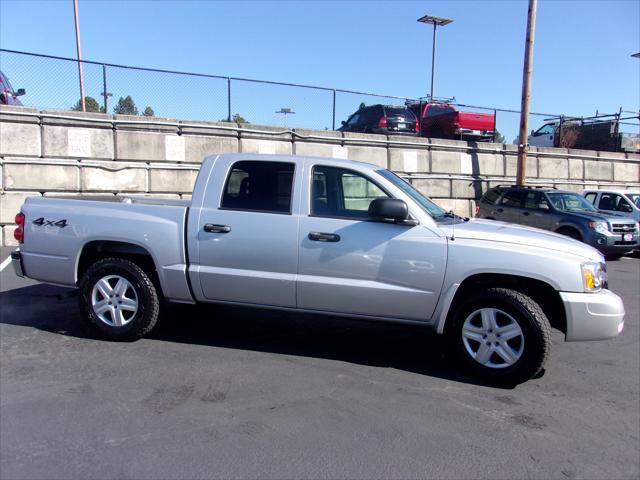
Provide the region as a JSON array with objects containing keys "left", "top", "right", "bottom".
[{"left": 18, "top": 195, "right": 193, "bottom": 303}]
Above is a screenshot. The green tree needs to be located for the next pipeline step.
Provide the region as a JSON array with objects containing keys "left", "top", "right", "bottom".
[
  {"left": 494, "top": 130, "right": 506, "bottom": 143},
  {"left": 143, "top": 106, "right": 155, "bottom": 117},
  {"left": 221, "top": 113, "right": 248, "bottom": 123},
  {"left": 113, "top": 96, "right": 138, "bottom": 115},
  {"left": 71, "top": 96, "right": 101, "bottom": 113}
]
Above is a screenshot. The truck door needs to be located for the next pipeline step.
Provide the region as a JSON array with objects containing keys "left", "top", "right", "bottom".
[
  {"left": 297, "top": 163, "right": 447, "bottom": 321},
  {"left": 529, "top": 123, "right": 555, "bottom": 147},
  {"left": 193, "top": 158, "right": 300, "bottom": 307}
]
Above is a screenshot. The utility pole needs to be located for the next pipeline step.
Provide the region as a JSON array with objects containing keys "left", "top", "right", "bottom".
[
  {"left": 516, "top": 0, "right": 538, "bottom": 186},
  {"left": 73, "top": 0, "right": 86, "bottom": 112}
]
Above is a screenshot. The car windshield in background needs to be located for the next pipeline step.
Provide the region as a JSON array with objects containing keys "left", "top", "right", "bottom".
[
  {"left": 385, "top": 107, "right": 415, "bottom": 119},
  {"left": 626, "top": 193, "right": 640, "bottom": 208},
  {"left": 547, "top": 192, "right": 597, "bottom": 212},
  {"left": 376, "top": 169, "right": 446, "bottom": 218}
]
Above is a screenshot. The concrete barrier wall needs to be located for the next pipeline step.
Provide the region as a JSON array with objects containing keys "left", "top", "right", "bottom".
[{"left": 2, "top": 105, "right": 639, "bottom": 246}]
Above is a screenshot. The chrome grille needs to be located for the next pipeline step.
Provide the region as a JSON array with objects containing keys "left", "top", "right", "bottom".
[{"left": 611, "top": 223, "right": 638, "bottom": 234}]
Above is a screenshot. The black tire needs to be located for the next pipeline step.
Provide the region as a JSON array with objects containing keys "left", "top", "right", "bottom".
[
  {"left": 557, "top": 227, "right": 582, "bottom": 241},
  {"left": 78, "top": 257, "right": 161, "bottom": 341},
  {"left": 449, "top": 287, "right": 552, "bottom": 385}
]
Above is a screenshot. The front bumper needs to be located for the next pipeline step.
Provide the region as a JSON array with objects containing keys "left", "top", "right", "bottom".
[
  {"left": 11, "top": 249, "right": 24, "bottom": 277},
  {"left": 561, "top": 289, "right": 625, "bottom": 341},
  {"left": 590, "top": 230, "right": 638, "bottom": 254}
]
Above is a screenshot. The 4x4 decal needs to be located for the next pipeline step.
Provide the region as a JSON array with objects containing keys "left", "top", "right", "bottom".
[{"left": 32, "top": 217, "right": 67, "bottom": 228}]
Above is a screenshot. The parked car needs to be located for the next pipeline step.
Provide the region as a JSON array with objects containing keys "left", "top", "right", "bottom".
[
  {"left": 475, "top": 185, "right": 639, "bottom": 257},
  {"left": 582, "top": 189, "right": 640, "bottom": 222},
  {"left": 338, "top": 104, "right": 418, "bottom": 135},
  {"left": 0, "top": 71, "right": 26, "bottom": 106},
  {"left": 407, "top": 102, "right": 495, "bottom": 141},
  {"left": 12, "top": 154, "right": 625, "bottom": 384}
]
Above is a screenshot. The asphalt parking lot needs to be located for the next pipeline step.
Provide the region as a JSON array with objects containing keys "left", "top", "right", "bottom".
[{"left": 0, "top": 246, "right": 638, "bottom": 480}]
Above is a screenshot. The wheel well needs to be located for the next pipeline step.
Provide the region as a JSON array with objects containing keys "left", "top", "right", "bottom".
[
  {"left": 447, "top": 273, "right": 566, "bottom": 335},
  {"left": 77, "top": 241, "right": 159, "bottom": 289},
  {"left": 555, "top": 226, "right": 582, "bottom": 241}
]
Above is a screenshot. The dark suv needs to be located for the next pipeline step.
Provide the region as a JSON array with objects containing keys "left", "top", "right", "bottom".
[
  {"left": 476, "top": 185, "right": 639, "bottom": 256},
  {"left": 0, "top": 71, "right": 25, "bottom": 106},
  {"left": 338, "top": 104, "right": 418, "bottom": 135}
]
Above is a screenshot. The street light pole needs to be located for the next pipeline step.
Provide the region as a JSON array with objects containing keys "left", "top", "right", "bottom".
[
  {"left": 73, "top": 0, "right": 86, "bottom": 112},
  {"left": 418, "top": 15, "right": 453, "bottom": 100},
  {"left": 276, "top": 108, "right": 295, "bottom": 128}
]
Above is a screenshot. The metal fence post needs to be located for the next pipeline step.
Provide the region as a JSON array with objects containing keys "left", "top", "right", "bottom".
[
  {"left": 227, "top": 78, "right": 232, "bottom": 122},
  {"left": 102, "top": 64, "right": 108, "bottom": 113},
  {"left": 493, "top": 109, "right": 497, "bottom": 142},
  {"left": 332, "top": 90, "right": 336, "bottom": 131}
]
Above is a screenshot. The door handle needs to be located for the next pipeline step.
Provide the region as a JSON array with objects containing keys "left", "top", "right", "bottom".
[
  {"left": 204, "top": 224, "right": 231, "bottom": 233},
  {"left": 496, "top": 208, "right": 504, "bottom": 213},
  {"left": 308, "top": 231, "right": 340, "bottom": 242},
  {"left": 522, "top": 211, "right": 530, "bottom": 216}
]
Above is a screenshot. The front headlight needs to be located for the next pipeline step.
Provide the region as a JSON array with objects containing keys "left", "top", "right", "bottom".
[
  {"left": 588, "top": 221, "right": 609, "bottom": 233},
  {"left": 581, "top": 261, "right": 607, "bottom": 291}
]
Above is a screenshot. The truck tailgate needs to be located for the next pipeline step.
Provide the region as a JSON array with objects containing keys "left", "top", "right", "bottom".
[{"left": 456, "top": 111, "right": 495, "bottom": 131}]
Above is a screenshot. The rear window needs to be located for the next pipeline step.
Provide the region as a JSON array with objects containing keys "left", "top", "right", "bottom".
[
  {"left": 481, "top": 188, "right": 502, "bottom": 204},
  {"left": 384, "top": 107, "right": 416, "bottom": 119}
]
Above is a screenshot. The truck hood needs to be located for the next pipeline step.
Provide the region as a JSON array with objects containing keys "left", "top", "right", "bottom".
[
  {"left": 437, "top": 218, "right": 602, "bottom": 261},
  {"left": 558, "top": 210, "right": 632, "bottom": 224}
]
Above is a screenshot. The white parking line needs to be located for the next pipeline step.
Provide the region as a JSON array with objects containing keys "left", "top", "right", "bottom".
[{"left": 0, "top": 256, "right": 11, "bottom": 272}]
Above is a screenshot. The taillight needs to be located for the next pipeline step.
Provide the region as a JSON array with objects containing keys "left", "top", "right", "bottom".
[
  {"left": 474, "top": 205, "right": 480, "bottom": 216},
  {"left": 378, "top": 116, "right": 388, "bottom": 129},
  {"left": 14, "top": 212, "right": 25, "bottom": 243},
  {"left": 414, "top": 120, "right": 419, "bottom": 132}
]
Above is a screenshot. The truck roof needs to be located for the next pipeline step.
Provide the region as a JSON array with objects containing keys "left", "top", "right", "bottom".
[{"left": 203, "top": 153, "right": 385, "bottom": 172}]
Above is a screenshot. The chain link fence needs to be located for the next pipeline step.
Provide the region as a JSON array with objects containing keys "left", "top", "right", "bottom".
[{"left": 1, "top": 48, "right": 565, "bottom": 142}]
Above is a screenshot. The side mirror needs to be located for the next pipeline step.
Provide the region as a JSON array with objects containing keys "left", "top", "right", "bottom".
[
  {"left": 368, "top": 198, "right": 409, "bottom": 223},
  {"left": 620, "top": 204, "right": 633, "bottom": 213},
  {"left": 530, "top": 129, "right": 535, "bottom": 136},
  {"left": 15, "top": 88, "right": 26, "bottom": 97},
  {"left": 341, "top": 121, "right": 346, "bottom": 126}
]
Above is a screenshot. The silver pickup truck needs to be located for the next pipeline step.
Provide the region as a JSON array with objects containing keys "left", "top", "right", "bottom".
[{"left": 11, "top": 153, "right": 625, "bottom": 384}]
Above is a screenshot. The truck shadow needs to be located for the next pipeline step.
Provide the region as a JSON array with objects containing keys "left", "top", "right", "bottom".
[{"left": 0, "top": 284, "right": 519, "bottom": 389}]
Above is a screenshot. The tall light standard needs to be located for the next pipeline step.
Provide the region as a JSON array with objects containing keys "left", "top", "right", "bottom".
[
  {"left": 73, "top": 0, "right": 86, "bottom": 112},
  {"left": 276, "top": 108, "right": 295, "bottom": 128},
  {"left": 417, "top": 14, "right": 453, "bottom": 100}
]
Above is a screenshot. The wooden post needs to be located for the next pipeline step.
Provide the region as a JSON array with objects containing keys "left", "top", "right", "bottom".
[{"left": 516, "top": 0, "right": 538, "bottom": 186}]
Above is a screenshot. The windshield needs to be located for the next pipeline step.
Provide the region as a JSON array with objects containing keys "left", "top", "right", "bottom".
[
  {"left": 376, "top": 169, "right": 447, "bottom": 218},
  {"left": 547, "top": 192, "right": 597, "bottom": 212}
]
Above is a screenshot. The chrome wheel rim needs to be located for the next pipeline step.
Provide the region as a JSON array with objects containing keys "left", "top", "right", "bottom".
[
  {"left": 91, "top": 275, "right": 139, "bottom": 327},
  {"left": 462, "top": 307, "right": 525, "bottom": 369}
]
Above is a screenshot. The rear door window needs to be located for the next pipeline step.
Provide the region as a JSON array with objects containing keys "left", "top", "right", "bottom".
[
  {"left": 221, "top": 161, "right": 294, "bottom": 214},
  {"left": 500, "top": 190, "right": 526, "bottom": 208}
]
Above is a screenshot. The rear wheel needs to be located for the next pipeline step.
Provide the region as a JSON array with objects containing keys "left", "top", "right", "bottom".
[
  {"left": 449, "top": 287, "right": 552, "bottom": 385},
  {"left": 79, "top": 257, "right": 160, "bottom": 340}
]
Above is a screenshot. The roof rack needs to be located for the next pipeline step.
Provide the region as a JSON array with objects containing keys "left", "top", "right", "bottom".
[{"left": 493, "top": 184, "right": 557, "bottom": 190}]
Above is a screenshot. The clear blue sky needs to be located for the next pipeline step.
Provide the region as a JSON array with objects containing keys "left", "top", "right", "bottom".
[{"left": 1, "top": 0, "right": 638, "bottom": 141}]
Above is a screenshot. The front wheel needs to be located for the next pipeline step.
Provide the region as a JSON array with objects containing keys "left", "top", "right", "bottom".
[
  {"left": 79, "top": 257, "right": 161, "bottom": 340},
  {"left": 450, "top": 287, "right": 552, "bottom": 385}
]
